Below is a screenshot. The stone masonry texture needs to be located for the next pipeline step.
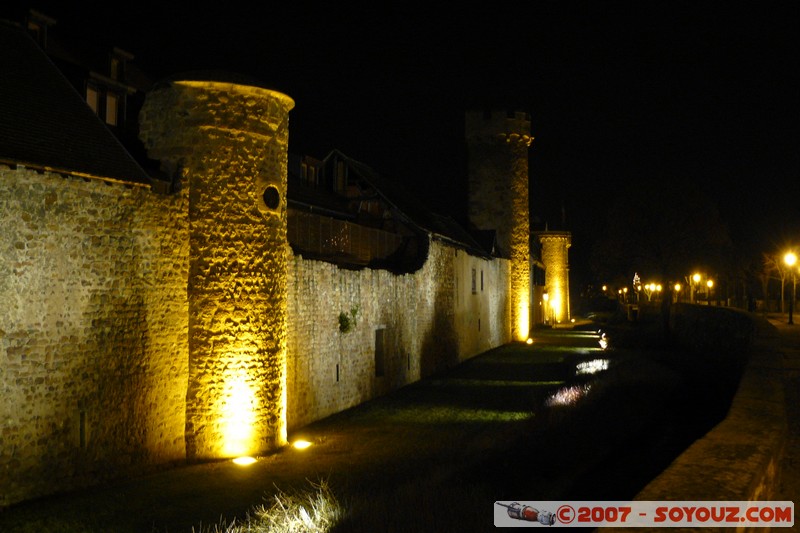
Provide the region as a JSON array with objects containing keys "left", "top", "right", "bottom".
[
  {"left": 0, "top": 165, "right": 189, "bottom": 506},
  {"left": 1, "top": 82, "right": 516, "bottom": 507},
  {"left": 466, "top": 111, "right": 531, "bottom": 339},
  {"left": 139, "top": 79, "right": 295, "bottom": 460}
]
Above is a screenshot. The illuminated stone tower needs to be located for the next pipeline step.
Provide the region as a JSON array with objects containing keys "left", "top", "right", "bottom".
[
  {"left": 537, "top": 231, "right": 571, "bottom": 324},
  {"left": 465, "top": 111, "right": 533, "bottom": 340},
  {"left": 140, "top": 74, "right": 295, "bottom": 460}
]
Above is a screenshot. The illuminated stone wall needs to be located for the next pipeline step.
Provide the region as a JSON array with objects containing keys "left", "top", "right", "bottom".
[
  {"left": 287, "top": 239, "right": 510, "bottom": 429},
  {"left": 0, "top": 84, "right": 520, "bottom": 507},
  {"left": 465, "top": 111, "right": 532, "bottom": 340},
  {"left": 0, "top": 165, "right": 189, "bottom": 507},
  {"left": 538, "top": 231, "right": 572, "bottom": 324},
  {"left": 140, "top": 78, "right": 295, "bottom": 460}
]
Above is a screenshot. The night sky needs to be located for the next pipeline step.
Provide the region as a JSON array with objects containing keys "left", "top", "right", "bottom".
[{"left": 6, "top": 2, "right": 800, "bottom": 289}]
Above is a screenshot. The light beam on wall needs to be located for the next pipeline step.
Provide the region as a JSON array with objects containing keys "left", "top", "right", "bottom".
[
  {"left": 220, "top": 371, "right": 258, "bottom": 458},
  {"left": 550, "top": 295, "right": 563, "bottom": 323},
  {"left": 516, "top": 292, "right": 530, "bottom": 341}
]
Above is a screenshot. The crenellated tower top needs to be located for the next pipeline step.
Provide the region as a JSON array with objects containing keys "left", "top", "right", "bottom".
[
  {"left": 464, "top": 110, "right": 533, "bottom": 147},
  {"left": 465, "top": 109, "right": 533, "bottom": 340}
]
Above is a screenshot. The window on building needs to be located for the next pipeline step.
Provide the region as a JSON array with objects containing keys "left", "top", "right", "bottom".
[
  {"left": 471, "top": 268, "right": 477, "bottom": 294},
  {"left": 86, "top": 86, "right": 99, "bottom": 114},
  {"left": 27, "top": 21, "right": 42, "bottom": 44},
  {"left": 481, "top": 270, "right": 484, "bottom": 292},
  {"left": 336, "top": 161, "right": 346, "bottom": 192},
  {"left": 110, "top": 57, "right": 119, "bottom": 80},
  {"left": 26, "top": 10, "right": 55, "bottom": 49},
  {"left": 375, "top": 328, "right": 385, "bottom": 377},
  {"left": 105, "top": 92, "right": 118, "bottom": 125}
]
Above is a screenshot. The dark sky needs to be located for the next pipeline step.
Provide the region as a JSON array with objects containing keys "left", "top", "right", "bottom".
[{"left": 7, "top": 2, "right": 800, "bottom": 287}]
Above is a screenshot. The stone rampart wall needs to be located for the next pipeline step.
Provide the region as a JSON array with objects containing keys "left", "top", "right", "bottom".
[
  {"left": 287, "top": 241, "right": 510, "bottom": 430},
  {"left": 1, "top": 166, "right": 512, "bottom": 505},
  {"left": 0, "top": 165, "right": 189, "bottom": 507}
]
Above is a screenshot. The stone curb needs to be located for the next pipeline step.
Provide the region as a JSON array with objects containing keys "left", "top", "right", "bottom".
[{"left": 603, "top": 317, "right": 788, "bottom": 532}]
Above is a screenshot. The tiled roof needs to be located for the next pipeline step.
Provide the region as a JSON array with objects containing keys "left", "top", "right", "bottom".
[{"left": 0, "top": 20, "right": 151, "bottom": 186}]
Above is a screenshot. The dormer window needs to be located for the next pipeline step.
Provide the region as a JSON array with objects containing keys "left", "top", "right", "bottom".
[
  {"left": 27, "top": 20, "right": 42, "bottom": 45},
  {"left": 109, "top": 47, "right": 132, "bottom": 83},
  {"left": 25, "top": 10, "right": 56, "bottom": 49},
  {"left": 105, "top": 93, "right": 118, "bottom": 125},
  {"left": 86, "top": 84, "right": 120, "bottom": 126},
  {"left": 86, "top": 85, "right": 99, "bottom": 114},
  {"left": 335, "top": 161, "right": 346, "bottom": 193},
  {"left": 110, "top": 57, "right": 119, "bottom": 80},
  {"left": 300, "top": 156, "right": 322, "bottom": 187}
]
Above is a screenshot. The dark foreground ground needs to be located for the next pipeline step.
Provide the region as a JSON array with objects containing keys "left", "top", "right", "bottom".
[{"left": 0, "top": 324, "right": 748, "bottom": 532}]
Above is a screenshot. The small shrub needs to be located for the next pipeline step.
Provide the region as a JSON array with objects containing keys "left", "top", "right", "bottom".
[
  {"left": 338, "top": 312, "right": 352, "bottom": 333},
  {"left": 338, "top": 305, "right": 360, "bottom": 333}
]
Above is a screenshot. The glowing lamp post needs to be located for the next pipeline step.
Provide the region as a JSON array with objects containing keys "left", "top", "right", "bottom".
[
  {"left": 785, "top": 252, "right": 797, "bottom": 324},
  {"left": 644, "top": 283, "right": 663, "bottom": 301},
  {"left": 691, "top": 273, "right": 701, "bottom": 303}
]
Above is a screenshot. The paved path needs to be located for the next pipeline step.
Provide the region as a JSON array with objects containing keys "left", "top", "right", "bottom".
[{"left": 766, "top": 315, "right": 800, "bottom": 504}]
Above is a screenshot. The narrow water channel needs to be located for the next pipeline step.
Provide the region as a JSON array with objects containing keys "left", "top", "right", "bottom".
[
  {"left": 469, "top": 326, "right": 744, "bottom": 501},
  {"left": 331, "top": 325, "right": 747, "bottom": 532}
]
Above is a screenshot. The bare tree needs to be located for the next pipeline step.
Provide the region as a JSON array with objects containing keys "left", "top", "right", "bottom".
[
  {"left": 762, "top": 252, "right": 789, "bottom": 313},
  {"left": 590, "top": 179, "right": 732, "bottom": 341}
]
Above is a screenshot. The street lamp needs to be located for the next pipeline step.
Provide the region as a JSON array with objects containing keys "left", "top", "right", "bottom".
[
  {"left": 706, "top": 279, "right": 714, "bottom": 305},
  {"left": 691, "top": 273, "right": 701, "bottom": 303},
  {"left": 785, "top": 252, "right": 797, "bottom": 324}
]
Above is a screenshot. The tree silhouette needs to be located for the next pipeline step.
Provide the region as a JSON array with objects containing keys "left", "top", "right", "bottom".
[
  {"left": 591, "top": 180, "right": 731, "bottom": 285},
  {"left": 590, "top": 178, "right": 733, "bottom": 338}
]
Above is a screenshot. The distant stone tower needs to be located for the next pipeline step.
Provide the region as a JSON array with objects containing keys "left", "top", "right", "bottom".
[
  {"left": 139, "top": 74, "right": 295, "bottom": 460},
  {"left": 465, "top": 110, "right": 533, "bottom": 340},
  {"left": 537, "top": 230, "right": 571, "bottom": 324}
]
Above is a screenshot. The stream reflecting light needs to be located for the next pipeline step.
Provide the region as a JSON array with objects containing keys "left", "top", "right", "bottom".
[
  {"left": 598, "top": 332, "right": 609, "bottom": 350},
  {"left": 545, "top": 384, "right": 592, "bottom": 407},
  {"left": 575, "top": 359, "right": 609, "bottom": 376}
]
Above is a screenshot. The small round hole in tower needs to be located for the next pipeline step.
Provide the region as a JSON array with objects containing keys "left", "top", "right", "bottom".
[{"left": 263, "top": 185, "right": 280, "bottom": 210}]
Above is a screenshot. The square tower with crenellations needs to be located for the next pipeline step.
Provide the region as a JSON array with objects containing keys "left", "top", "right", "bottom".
[{"left": 466, "top": 110, "right": 533, "bottom": 340}]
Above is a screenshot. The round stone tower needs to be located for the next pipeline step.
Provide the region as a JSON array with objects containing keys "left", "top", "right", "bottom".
[
  {"left": 465, "top": 110, "right": 533, "bottom": 340},
  {"left": 537, "top": 230, "right": 572, "bottom": 324},
  {"left": 139, "top": 73, "right": 295, "bottom": 460}
]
